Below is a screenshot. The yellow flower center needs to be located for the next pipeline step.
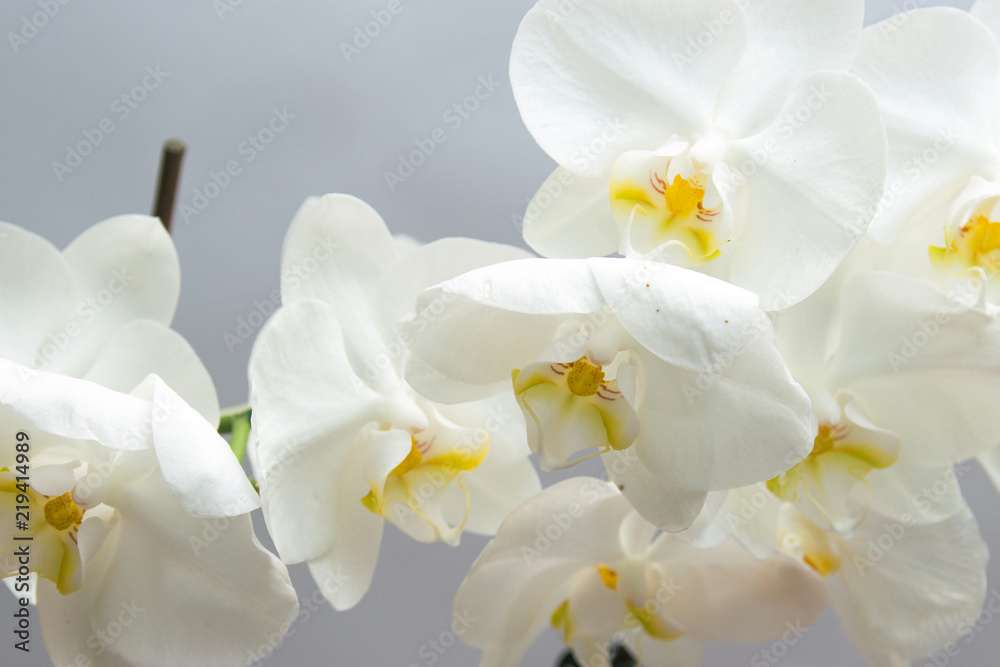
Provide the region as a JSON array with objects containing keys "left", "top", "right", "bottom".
[
  {"left": 929, "top": 214, "right": 1000, "bottom": 279},
  {"left": 597, "top": 565, "right": 618, "bottom": 590},
  {"left": 663, "top": 174, "right": 706, "bottom": 218},
  {"left": 43, "top": 492, "right": 84, "bottom": 532},
  {"left": 566, "top": 357, "right": 606, "bottom": 397}
]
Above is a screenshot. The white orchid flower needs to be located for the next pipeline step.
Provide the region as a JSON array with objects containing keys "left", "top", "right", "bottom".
[
  {"left": 249, "top": 194, "right": 541, "bottom": 610},
  {"left": 511, "top": 0, "right": 888, "bottom": 309},
  {"left": 401, "top": 257, "right": 815, "bottom": 531},
  {"left": 851, "top": 8, "right": 1000, "bottom": 313},
  {"left": 0, "top": 359, "right": 298, "bottom": 667},
  {"left": 453, "top": 477, "right": 828, "bottom": 667},
  {"left": 0, "top": 215, "right": 217, "bottom": 424}
]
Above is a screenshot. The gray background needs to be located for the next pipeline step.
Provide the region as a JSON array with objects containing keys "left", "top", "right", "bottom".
[{"left": 1, "top": 0, "right": 995, "bottom": 665}]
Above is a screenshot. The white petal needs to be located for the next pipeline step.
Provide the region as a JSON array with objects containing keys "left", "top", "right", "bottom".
[
  {"left": 714, "top": 0, "right": 864, "bottom": 137},
  {"left": 659, "top": 539, "right": 828, "bottom": 642},
  {"left": 602, "top": 449, "right": 708, "bottom": 532},
  {"left": 832, "top": 507, "right": 988, "bottom": 660},
  {"left": 379, "top": 237, "right": 532, "bottom": 330},
  {"left": 973, "top": 0, "right": 1000, "bottom": 39},
  {"left": 279, "top": 194, "right": 399, "bottom": 386},
  {"left": 402, "top": 259, "right": 604, "bottom": 386},
  {"left": 249, "top": 298, "right": 383, "bottom": 469},
  {"left": 146, "top": 376, "right": 258, "bottom": 517},
  {"left": 629, "top": 336, "right": 814, "bottom": 492},
  {"left": 521, "top": 167, "right": 619, "bottom": 259},
  {"left": 830, "top": 272, "right": 1000, "bottom": 465},
  {"left": 510, "top": 0, "right": 747, "bottom": 176},
  {"left": 0, "top": 221, "right": 77, "bottom": 366},
  {"left": 726, "top": 71, "right": 888, "bottom": 309},
  {"left": 49, "top": 215, "right": 180, "bottom": 378},
  {"left": 39, "top": 474, "right": 298, "bottom": 667},
  {"left": 852, "top": 7, "right": 1000, "bottom": 243},
  {"left": 0, "top": 358, "right": 152, "bottom": 451},
  {"left": 82, "top": 319, "right": 219, "bottom": 426},
  {"left": 588, "top": 257, "right": 763, "bottom": 372}
]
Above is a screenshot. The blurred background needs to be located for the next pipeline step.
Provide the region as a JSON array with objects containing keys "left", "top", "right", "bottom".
[{"left": 0, "top": 0, "right": 992, "bottom": 665}]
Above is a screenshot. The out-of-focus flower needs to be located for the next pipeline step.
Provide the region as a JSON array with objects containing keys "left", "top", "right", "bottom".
[{"left": 453, "top": 477, "right": 828, "bottom": 667}]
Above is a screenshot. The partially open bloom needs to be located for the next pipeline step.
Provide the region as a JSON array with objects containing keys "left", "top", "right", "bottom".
[
  {"left": 249, "top": 195, "right": 541, "bottom": 610},
  {"left": 454, "top": 477, "right": 828, "bottom": 667},
  {"left": 511, "top": 0, "right": 887, "bottom": 309},
  {"left": 402, "top": 257, "right": 815, "bottom": 530}
]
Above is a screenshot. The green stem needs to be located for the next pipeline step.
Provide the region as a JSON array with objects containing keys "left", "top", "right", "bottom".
[{"left": 218, "top": 407, "right": 252, "bottom": 463}]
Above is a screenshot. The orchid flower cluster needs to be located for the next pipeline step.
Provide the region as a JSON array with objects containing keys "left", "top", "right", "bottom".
[{"left": 4, "top": 1, "right": 1000, "bottom": 666}]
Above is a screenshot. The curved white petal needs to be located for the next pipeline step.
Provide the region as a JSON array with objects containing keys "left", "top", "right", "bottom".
[
  {"left": 145, "top": 376, "right": 258, "bottom": 518},
  {"left": 589, "top": 257, "right": 764, "bottom": 372},
  {"left": 630, "top": 336, "right": 814, "bottom": 492},
  {"left": 50, "top": 215, "right": 180, "bottom": 378},
  {"left": 714, "top": 0, "right": 864, "bottom": 137},
  {"left": 510, "top": 0, "right": 747, "bottom": 176},
  {"left": 402, "top": 259, "right": 604, "bottom": 386},
  {"left": 602, "top": 449, "right": 709, "bottom": 532},
  {"left": 832, "top": 507, "right": 988, "bottom": 660},
  {"left": 279, "top": 194, "right": 399, "bottom": 386},
  {"left": 974, "top": 0, "right": 1000, "bottom": 39},
  {"left": 39, "top": 473, "right": 297, "bottom": 667},
  {"left": 82, "top": 319, "right": 219, "bottom": 426},
  {"left": 521, "top": 167, "right": 619, "bottom": 259},
  {"left": 830, "top": 272, "right": 1000, "bottom": 465},
  {"left": 852, "top": 7, "right": 1000, "bottom": 243},
  {"left": 660, "top": 540, "right": 828, "bottom": 642},
  {"left": 249, "top": 298, "right": 383, "bottom": 468},
  {"left": 727, "top": 71, "right": 888, "bottom": 309},
  {"left": 379, "top": 236, "right": 532, "bottom": 331},
  {"left": 0, "top": 221, "right": 77, "bottom": 367}
]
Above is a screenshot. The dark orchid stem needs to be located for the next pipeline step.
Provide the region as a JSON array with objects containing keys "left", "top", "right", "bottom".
[
  {"left": 152, "top": 139, "right": 186, "bottom": 233},
  {"left": 558, "top": 645, "right": 638, "bottom": 667}
]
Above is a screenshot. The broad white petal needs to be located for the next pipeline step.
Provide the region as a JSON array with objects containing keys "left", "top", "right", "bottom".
[
  {"left": 830, "top": 272, "right": 1000, "bottom": 465},
  {"left": 510, "top": 0, "right": 747, "bottom": 176},
  {"left": 727, "top": 71, "right": 887, "bottom": 309},
  {"left": 973, "top": 0, "right": 1000, "bottom": 39},
  {"left": 249, "top": 298, "right": 383, "bottom": 468},
  {"left": 39, "top": 473, "right": 298, "bottom": 667},
  {"left": 714, "top": 0, "right": 864, "bottom": 137},
  {"left": 82, "top": 319, "right": 219, "bottom": 426},
  {"left": 852, "top": 8, "right": 1000, "bottom": 243},
  {"left": 589, "top": 257, "right": 763, "bottom": 372},
  {"left": 832, "top": 507, "right": 988, "bottom": 660},
  {"left": 521, "top": 167, "right": 619, "bottom": 259},
  {"left": 279, "top": 194, "right": 399, "bottom": 387},
  {"left": 402, "top": 259, "right": 604, "bottom": 386},
  {"left": 630, "top": 337, "right": 814, "bottom": 492},
  {"left": 0, "top": 221, "right": 77, "bottom": 367},
  {"left": 660, "top": 540, "right": 828, "bottom": 642},
  {"left": 50, "top": 215, "right": 180, "bottom": 378}
]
